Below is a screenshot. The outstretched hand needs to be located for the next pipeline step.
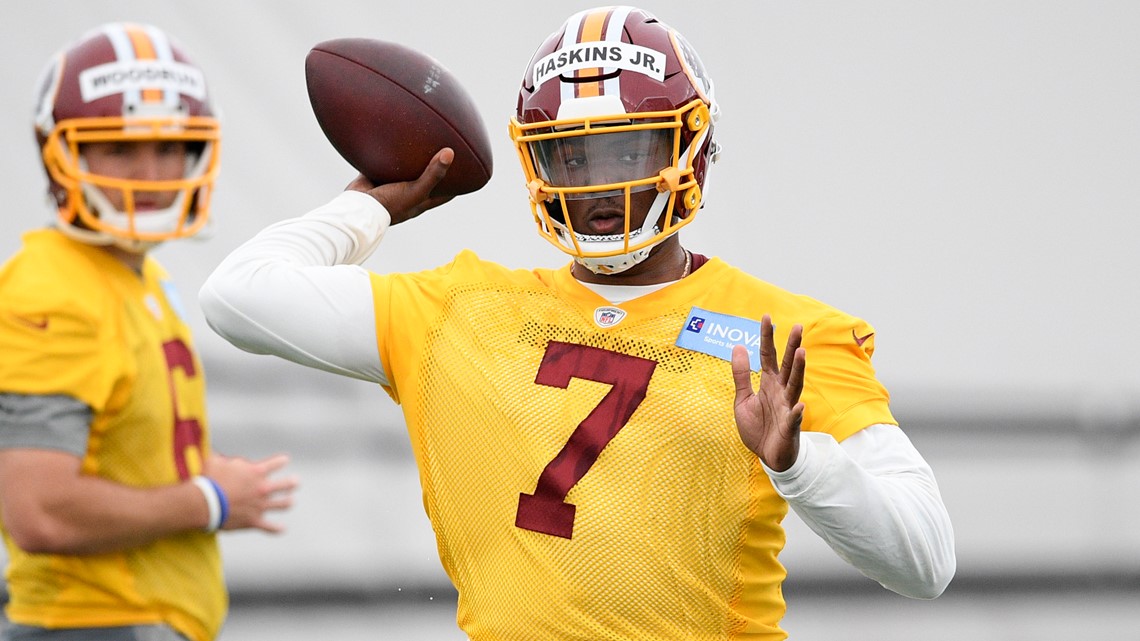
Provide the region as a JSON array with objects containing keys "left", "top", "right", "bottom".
[
  {"left": 204, "top": 453, "right": 298, "bottom": 534},
  {"left": 346, "top": 147, "right": 457, "bottom": 226},
  {"left": 731, "top": 315, "right": 806, "bottom": 472}
]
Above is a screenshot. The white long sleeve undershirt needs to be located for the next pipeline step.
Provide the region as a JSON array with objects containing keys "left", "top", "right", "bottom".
[{"left": 200, "top": 190, "right": 956, "bottom": 598}]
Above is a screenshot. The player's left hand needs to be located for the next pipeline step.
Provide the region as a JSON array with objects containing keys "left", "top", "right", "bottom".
[
  {"left": 204, "top": 453, "right": 298, "bottom": 533},
  {"left": 731, "top": 315, "right": 806, "bottom": 472}
]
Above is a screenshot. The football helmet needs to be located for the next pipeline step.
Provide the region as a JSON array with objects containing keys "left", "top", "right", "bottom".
[
  {"left": 510, "top": 6, "right": 720, "bottom": 274},
  {"left": 33, "top": 22, "right": 220, "bottom": 248}
]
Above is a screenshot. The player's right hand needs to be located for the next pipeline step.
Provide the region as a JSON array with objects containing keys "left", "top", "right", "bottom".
[{"left": 347, "top": 147, "right": 456, "bottom": 226}]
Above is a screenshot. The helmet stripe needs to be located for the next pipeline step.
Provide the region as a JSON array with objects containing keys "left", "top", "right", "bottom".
[
  {"left": 559, "top": 11, "right": 586, "bottom": 104},
  {"left": 574, "top": 9, "right": 608, "bottom": 99},
  {"left": 123, "top": 24, "right": 164, "bottom": 104},
  {"left": 101, "top": 24, "right": 141, "bottom": 106},
  {"left": 599, "top": 6, "right": 632, "bottom": 100},
  {"left": 140, "top": 24, "right": 181, "bottom": 109},
  {"left": 565, "top": 6, "right": 634, "bottom": 102}
]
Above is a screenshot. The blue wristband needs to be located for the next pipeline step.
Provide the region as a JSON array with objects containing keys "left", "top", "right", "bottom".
[{"left": 204, "top": 476, "right": 230, "bottom": 528}]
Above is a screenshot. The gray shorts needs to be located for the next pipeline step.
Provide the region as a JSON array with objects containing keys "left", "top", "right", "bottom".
[{"left": 2, "top": 624, "right": 192, "bottom": 641}]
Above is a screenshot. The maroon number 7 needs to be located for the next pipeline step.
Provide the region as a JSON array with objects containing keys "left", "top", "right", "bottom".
[{"left": 515, "top": 341, "right": 657, "bottom": 539}]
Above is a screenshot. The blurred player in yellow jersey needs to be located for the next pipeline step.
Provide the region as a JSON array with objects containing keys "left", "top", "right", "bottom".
[
  {"left": 0, "top": 23, "right": 297, "bottom": 641},
  {"left": 201, "top": 6, "right": 954, "bottom": 640}
]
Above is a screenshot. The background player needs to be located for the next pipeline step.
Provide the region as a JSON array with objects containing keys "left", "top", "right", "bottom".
[
  {"left": 200, "top": 6, "right": 954, "bottom": 639},
  {"left": 0, "top": 23, "right": 296, "bottom": 641}
]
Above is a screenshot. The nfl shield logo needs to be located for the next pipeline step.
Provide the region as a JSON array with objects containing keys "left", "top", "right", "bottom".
[{"left": 593, "top": 306, "right": 627, "bottom": 328}]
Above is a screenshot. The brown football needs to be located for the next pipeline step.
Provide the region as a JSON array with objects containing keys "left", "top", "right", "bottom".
[{"left": 305, "top": 38, "right": 493, "bottom": 196}]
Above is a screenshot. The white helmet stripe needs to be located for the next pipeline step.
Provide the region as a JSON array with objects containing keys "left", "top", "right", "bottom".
[
  {"left": 600, "top": 5, "right": 633, "bottom": 99},
  {"left": 97, "top": 23, "right": 182, "bottom": 108},
  {"left": 142, "top": 24, "right": 174, "bottom": 62},
  {"left": 558, "top": 6, "right": 636, "bottom": 105},
  {"left": 141, "top": 23, "right": 181, "bottom": 108},
  {"left": 100, "top": 24, "right": 141, "bottom": 105},
  {"left": 559, "top": 11, "right": 587, "bottom": 105}
]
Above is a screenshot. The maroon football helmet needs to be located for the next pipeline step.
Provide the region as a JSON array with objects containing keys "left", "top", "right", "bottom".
[
  {"left": 510, "top": 6, "right": 720, "bottom": 274},
  {"left": 33, "top": 22, "right": 220, "bottom": 246}
]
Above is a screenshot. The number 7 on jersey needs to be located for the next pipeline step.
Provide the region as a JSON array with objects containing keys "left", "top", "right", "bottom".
[{"left": 516, "top": 341, "right": 657, "bottom": 539}]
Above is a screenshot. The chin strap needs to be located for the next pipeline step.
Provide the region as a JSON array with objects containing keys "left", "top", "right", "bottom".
[
  {"left": 573, "top": 246, "right": 654, "bottom": 275},
  {"left": 53, "top": 215, "right": 163, "bottom": 252}
]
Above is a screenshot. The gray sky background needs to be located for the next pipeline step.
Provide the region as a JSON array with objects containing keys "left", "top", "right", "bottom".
[{"left": 2, "top": 1, "right": 1138, "bottom": 418}]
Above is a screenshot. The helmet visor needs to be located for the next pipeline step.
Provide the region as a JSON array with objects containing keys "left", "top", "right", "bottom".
[{"left": 529, "top": 128, "right": 672, "bottom": 200}]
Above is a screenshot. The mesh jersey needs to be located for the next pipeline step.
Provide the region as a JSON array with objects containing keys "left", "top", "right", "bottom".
[
  {"left": 370, "top": 250, "right": 895, "bottom": 641},
  {"left": 0, "top": 230, "right": 222, "bottom": 641}
]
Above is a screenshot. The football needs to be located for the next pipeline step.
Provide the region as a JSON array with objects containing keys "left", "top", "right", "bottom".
[{"left": 305, "top": 38, "right": 493, "bottom": 196}]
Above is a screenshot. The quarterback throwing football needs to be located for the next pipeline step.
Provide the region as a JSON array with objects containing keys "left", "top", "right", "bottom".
[{"left": 201, "top": 6, "right": 955, "bottom": 640}]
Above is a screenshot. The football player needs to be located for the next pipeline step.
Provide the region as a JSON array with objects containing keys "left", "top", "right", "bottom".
[
  {"left": 200, "top": 6, "right": 955, "bottom": 640},
  {"left": 0, "top": 23, "right": 296, "bottom": 641}
]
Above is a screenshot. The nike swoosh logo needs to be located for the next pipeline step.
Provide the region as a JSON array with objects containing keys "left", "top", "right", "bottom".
[
  {"left": 10, "top": 313, "right": 49, "bottom": 330},
  {"left": 852, "top": 329, "right": 873, "bottom": 346}
]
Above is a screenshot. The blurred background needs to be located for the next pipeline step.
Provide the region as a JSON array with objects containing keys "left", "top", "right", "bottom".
[{"left": 2, "top": 1, "right": 1138, "bottom": 639}]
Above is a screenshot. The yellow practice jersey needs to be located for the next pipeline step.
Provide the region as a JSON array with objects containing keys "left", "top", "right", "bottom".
[
  {"left": 0, "top": 230, "right": 223, "bottom": 641},
  {"left": 370, "top": 250, "right": 895, "bottom": 641}
]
